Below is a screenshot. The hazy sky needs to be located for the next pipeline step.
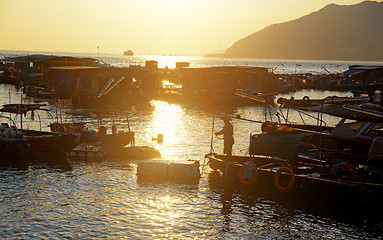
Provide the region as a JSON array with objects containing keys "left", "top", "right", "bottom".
[{"left": 0, "top": 0, "right": 367, "bottom": 56}]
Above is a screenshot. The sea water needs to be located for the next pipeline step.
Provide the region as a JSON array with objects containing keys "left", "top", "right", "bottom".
[{"left": 0, "top": 52, "right": 383, "bottom": 239}]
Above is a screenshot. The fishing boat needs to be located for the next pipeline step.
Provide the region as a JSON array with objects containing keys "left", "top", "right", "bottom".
[
  {"left": 157, "top": 90, "right": 259, "bottom": 106},
  {"left": 0, "top": 121, "right": 30, "bottom": 169},
  {"left": 123, "top": 50, "right": 133, "bottom": 56},
  {"left": 0, "top": 103, "right": 75, "bottom": 169},
  {"left": 235, "top": 90, "right": 277, "bottom": 104},
  {"left": 272, "top": 103, "right": 383, "bottom": 165},
  {"left": 277, "top": 95, "right": 370, "bottom": 108},
  {"left": 68, "top": 127, "right": 135, "bottom": 160},
  {"left": 205, "top": 129, "right": 383, "bottom": 205}
]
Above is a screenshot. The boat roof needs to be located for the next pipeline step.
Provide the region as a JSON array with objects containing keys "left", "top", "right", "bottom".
[
  {"left": 343, "top": 65, "right": 383, "bottom": 77},
  {"left": 3, "top": 54, "right": 100, "bottom": 64},
  {"left": 6, "top": 54, "right": 58, "bottom": 62},
  {"left": 49, "top": 66, "right": 100, "bottom": 70},
  {"left": 296, "top": 104, "right": 383, "bottom": 122},
  {"left": 183, "top": 66, "right": 270, "bottom": 71},
  {"left": 0, "top": 103, "right": 47, "bottom": 114}
]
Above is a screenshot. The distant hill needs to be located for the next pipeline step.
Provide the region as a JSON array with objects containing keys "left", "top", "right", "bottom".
[{"left": 224, "top": 1, "right": 383, "bottom": 61}]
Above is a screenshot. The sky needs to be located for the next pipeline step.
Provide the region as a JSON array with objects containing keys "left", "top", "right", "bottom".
[{"left": 0, "top": 0, "right": 368, "bottom": 56}]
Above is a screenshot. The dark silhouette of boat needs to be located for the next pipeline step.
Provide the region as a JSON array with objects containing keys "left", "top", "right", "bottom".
[
  {"left": 205, "top": 105, "right": 383, "bottom": 206},
  {"left": 0, "top": 103, "right": 75, "bottom": 169},
  {"left": 123, "top": 50, "right": 133, "bottom": 56}
]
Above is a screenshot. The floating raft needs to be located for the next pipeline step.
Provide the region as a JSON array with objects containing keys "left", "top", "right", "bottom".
[
  {"left": 137, "top": 161, "right": 200, "bottom": 183},
  {"left": 69, "top": 143, "right": 161, "bottom": 160},
  {"left": 69, "top": 142, "right": 110, "bottom": 159}
]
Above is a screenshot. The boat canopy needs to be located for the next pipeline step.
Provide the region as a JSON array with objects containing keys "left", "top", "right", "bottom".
[
  {"left": 0, "top": 103, "right": 46, "bottom": 115},
  {"left": 249, "top": 133, "right": 304, "bottom": 159},
  {"left": 296, "top": 104, "right": 383, "bottom": 123}
]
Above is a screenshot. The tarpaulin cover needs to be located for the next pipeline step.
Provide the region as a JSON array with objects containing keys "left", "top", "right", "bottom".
[{"left": 249, "top": 133, "right": 304, "bottom": 159}]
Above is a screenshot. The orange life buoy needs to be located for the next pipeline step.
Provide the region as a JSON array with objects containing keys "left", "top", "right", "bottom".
[
  {"left": 209, "top": 162, "right": 219, "bottom": 171},
  {"left": 337, "top": 161, "right": 358, "bottom": 176},
  {"left": 277, "top": 125, "right": 294, "bottom": 133},
  {"left": 238, "top": 161, "right": 259, "bottom": 185},
  {"left": 274, "top": 166, "right": 295, "bottom": 192}
]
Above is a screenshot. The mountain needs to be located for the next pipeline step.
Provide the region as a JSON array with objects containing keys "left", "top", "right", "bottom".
[{"left": 224, "top": 1, "right": 383, "bottom": 61}]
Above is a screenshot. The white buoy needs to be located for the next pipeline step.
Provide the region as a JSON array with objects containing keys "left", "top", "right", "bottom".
[{"left": 151, "top": 133, "right": 164, "bottom": 143}]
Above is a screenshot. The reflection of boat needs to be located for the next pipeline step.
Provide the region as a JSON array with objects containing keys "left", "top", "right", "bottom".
[{"left": 123, "top": 50, "right": 133, "bottom": 56}]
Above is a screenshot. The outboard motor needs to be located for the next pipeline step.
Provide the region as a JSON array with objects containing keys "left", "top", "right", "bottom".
[
  {"left": 368, "top": 136, "right": 383, "bottom": 160},
  {"left": 364, "top": 134, "right": 383, "bottom": 183}
]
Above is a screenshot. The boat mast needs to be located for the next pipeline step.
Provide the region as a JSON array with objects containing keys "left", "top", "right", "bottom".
[
  {"left": 210, "top": 113, "right": 215, "bottom": 153},
  {"left": 20, "top": 93, "right": 23, "bottom": 129},
  {"left": 8, "top": 89, "right": 11, "bottom": 127}
]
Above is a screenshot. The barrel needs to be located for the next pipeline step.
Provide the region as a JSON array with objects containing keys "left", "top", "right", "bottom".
[
  {"left": 137, "top": 161, "right": 169, "bottom": 179},
  {"left": 168, "top": 163, "right": 200, "bottom": 179},
  {"left": 137, "top": 161, "right": 200, "bottom": 182}
]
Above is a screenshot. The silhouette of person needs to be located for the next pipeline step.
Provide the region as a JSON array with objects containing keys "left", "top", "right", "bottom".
[{"left": 215, "top": 115, "right": 234, "bottom": 157}]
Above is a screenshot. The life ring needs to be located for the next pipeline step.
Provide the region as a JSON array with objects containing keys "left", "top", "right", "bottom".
[
  {"left": 209, "top": 162, "right": 219, "bottom": 171},
  {"left": 238, "top": 161, "right": 259, "bottom": 185},
  {"left": 277, "top": 97, "right": 286, "bottom": 105},
  {"left": 303, "top": 96, "right": 310, "bottom": 101},
  {"left": 277, "top": 125, "right": 294, "bottom": 133},
  {"left": 274, "top": 166, "right": 295, "bottom": 192},
  {"left": 337, "top": 161, "right": 358, "bottom": 176}
]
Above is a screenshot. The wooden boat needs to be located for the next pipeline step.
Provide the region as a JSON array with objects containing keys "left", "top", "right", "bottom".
[
  {"left": 235, "top": 90, "right": 277, "bottom": 103},
  {"left": 69, "top": 142, "right": 111, "bottom": 159},
  {"left": 277, "top": 95, "right": 370, "bottom": 107},
  {"left": 262, "top": 101, "right": 383, "bottom": 166},
  {"left": 123, "top": 50, "right": 133, "bottom": 56},
  {"left": 295, "top": 103, "right": 383, "bottom": 122},
  {"left": 0, "top": 103, "right": 75, "bottom": 169},
  {"left": 0, "top": 137, "right": 30, "bottom": 169},
  {"left": 205, "top": 131, "right": 383, "bottom": 205},
  {"left": 156, "top": 90, "right": 258, "bottom": 106},
  {"left": 80, "top": 130, "right": 134, "bottom": 148}
]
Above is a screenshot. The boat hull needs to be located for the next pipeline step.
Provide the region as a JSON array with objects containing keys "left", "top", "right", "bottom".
[
  {"left": 0, "top": 138, "right": 29, "bottom": 169},
  {"left": 80, "top": 131, "right": 134, "bottom": 148},
  {"left": 205, "top": 153, "right": 383, "bottom": 205}
]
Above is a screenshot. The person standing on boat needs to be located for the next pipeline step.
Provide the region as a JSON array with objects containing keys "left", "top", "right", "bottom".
[{"left": 215, "top": 115, "right": 234, "bottom": 157}]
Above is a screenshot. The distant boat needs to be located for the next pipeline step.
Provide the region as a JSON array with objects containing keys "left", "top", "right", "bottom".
[{"left": 123, "top": 50, "right": 133, "bottom": 56}]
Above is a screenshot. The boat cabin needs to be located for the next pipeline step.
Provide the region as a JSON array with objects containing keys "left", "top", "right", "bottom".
[{"left": 181, "top": 66, "right": 277, "bottom": 96}]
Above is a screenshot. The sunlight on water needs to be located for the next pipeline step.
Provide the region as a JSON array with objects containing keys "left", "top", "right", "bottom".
[{"left": 148, "top": 100, "right": 188, "bottom": 160}]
